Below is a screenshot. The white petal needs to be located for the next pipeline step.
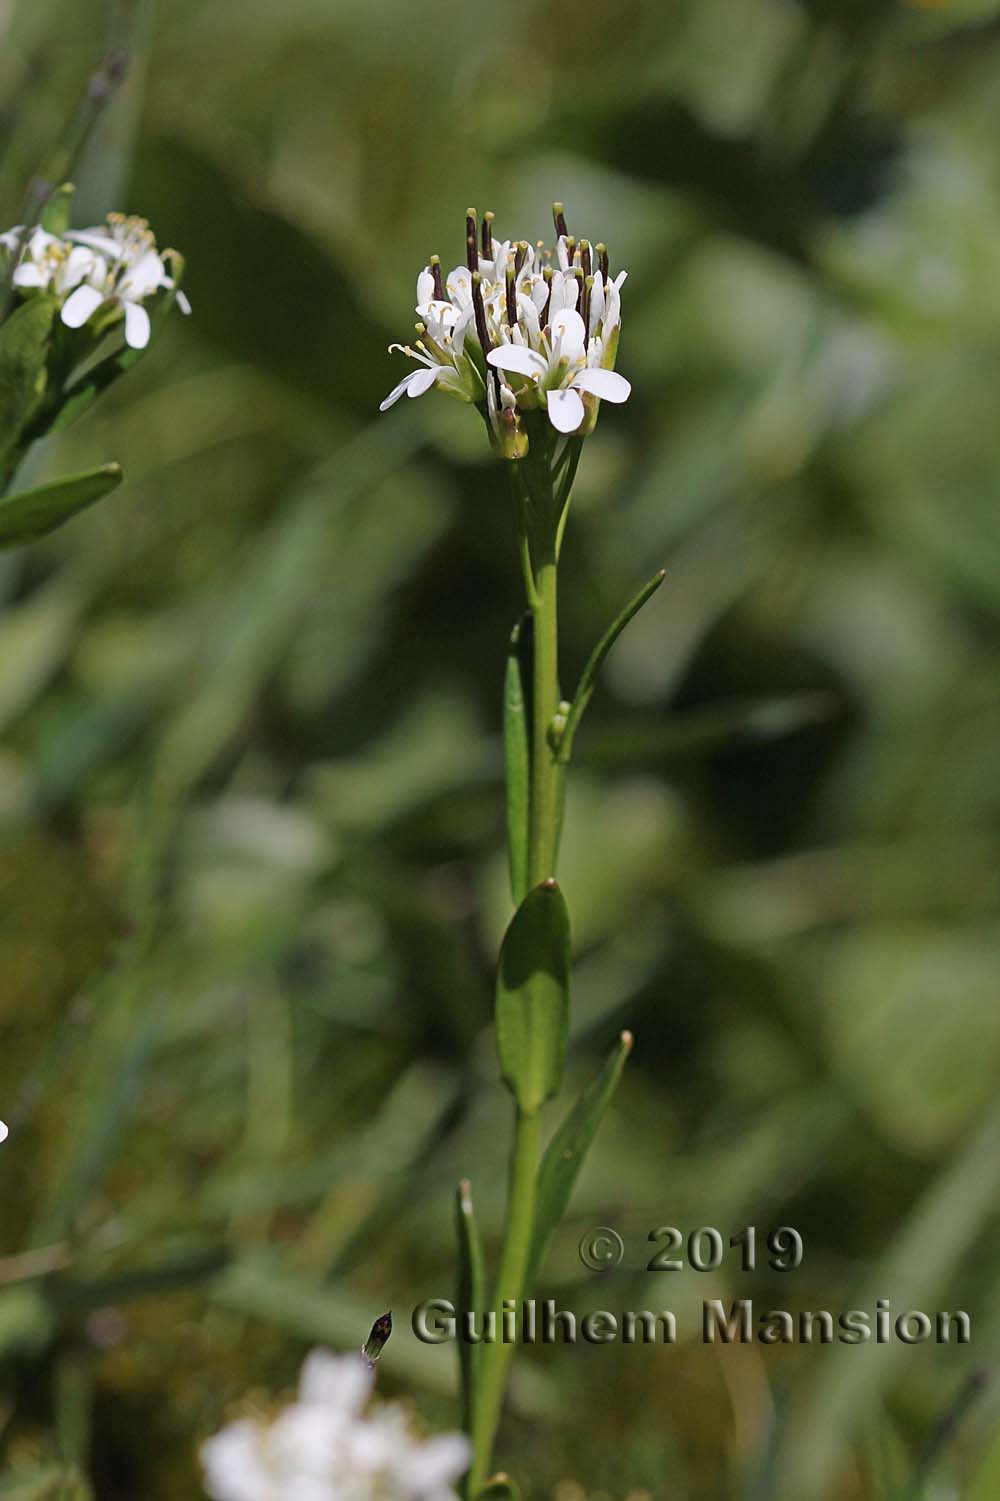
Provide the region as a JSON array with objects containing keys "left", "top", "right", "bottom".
[
  {"left": 12, "top": 263, "right": 47, "bottom": 288},
  {"left": 68, "top": 229, "right": 123, "bottom": 257},
  {"left": 452, "top": 305, "right": 474, "bottom": 354},
  {"left": 588, "top": 274, "right": 605, "bottom": 335},
  {"left": 445, "top": 266, "right": 472, "bottom": 307},
  {"left": 298, "top": 1350, "right": 373, "bottom": 1414},
  {"left": 487, "top": 344, "right": 546, "bottom": 378},
  {"left": 573, "top": 367, "right": 631, "bottom": 402},
  {"left": 546, "top": 386, "right": 585, "bottom": 433},
  {"left": 551, "top": 308, "right": 586, "bottom": 362},
  {"left": 406, "top": 365, "right": 438, "bottom": 397},
  {"left": 175, "top": 289, "right": 192, "bottom": 314},
  {"left": 380, "top": 371, "right": 419, "bottom": 410},
  {"left": 60, "top": 284, "right": 105, "bottom": 328},
  {"left": 417, "top": 269, "right": 435, "bottom": 306},
  {"left": 406, "top": 1433, "right": 471, "bottom": 1489},
  {"left": 123, "top": 300, "right": 151, "bottom": 349},
  {"left": 0, "top": 1121, "right": 8, "bottom": 1143}
]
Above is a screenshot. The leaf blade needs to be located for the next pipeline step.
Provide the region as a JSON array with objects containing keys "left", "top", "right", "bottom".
[
  {"left": 528, "top": 1029, "right": 633, "bottom": 1285},
  {"left": 495, "top": 881, "right": 570, "bottom": 1115},
  {"left": 0, "top": 463, "right": 122, "bottom": 547},
  {"left": 455, "top": 1179, "right": 485, "bottom": 1436},
  {"left": 503, "top": 616, "right": 532, "bottom": 905},
  {"left": 559, "top": 569, "right": 666, "bottom": 763}
]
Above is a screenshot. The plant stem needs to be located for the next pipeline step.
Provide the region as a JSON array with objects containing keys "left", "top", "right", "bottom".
[
  {"left": 466, "top": 481, "right": 564, "bottom": 1495},
  {"left": 528, "top": 547, "right": 559, "bottom": 886},
  {"left": 467, "top": 1106, "right": 541, "bottom": 1496}
]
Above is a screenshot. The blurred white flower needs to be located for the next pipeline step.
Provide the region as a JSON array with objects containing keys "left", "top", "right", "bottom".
[
  {"left": 0, "top": 226, "right": 100, "bottom": 301},
  {"left": 200, "top": 1350, "right": 470, "bottom": 1501},
  {"left": 2, "top": 212, "right": 189, "bottom": 351},
  {"left": 380, "top": 204, "right": 629, "bottom": 450},
  {"left": 62, "top": 213, "right": 190, "bottom": 349}
]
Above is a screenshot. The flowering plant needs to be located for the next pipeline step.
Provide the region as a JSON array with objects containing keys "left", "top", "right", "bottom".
[
  {"left": 0, "top": 187, "right": 188, "bottom": 546},
  {"left": 201, "top": 1350, "right": 470, "bottom": 1501},
  {"left": 380, "top": 205, "right": 660, "bottom": 1498}
]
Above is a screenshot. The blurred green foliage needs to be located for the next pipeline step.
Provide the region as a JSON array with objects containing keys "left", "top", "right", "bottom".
[{"left": 1, "top": 0, "right": 1000, "bottom": 1496}]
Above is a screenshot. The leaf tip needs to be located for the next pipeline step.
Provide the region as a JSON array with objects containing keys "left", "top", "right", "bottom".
[
  {"left": 620, "top": 1029, "right": 634, "bottom": 1054},
  {"left": 541, "top": 877, "right": 559, "bottom": 891},
  {"left": 458, "top": 1178, "right": 474, "bottom": 1214}
]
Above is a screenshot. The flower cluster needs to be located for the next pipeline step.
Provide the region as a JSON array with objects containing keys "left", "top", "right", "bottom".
[
  {"left": 1, "top": 212, "right": 189, "bottom": 350},
  {"left": 380, "top": 204, "right": 629, "bottom": 455},
  {"left": 200, "top": 1350, "right": 470, "bottom": 1501}
]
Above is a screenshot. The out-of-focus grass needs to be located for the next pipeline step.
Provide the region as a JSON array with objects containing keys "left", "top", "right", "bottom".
[{"left": 1, "top": 0, "right": 1000, "bottom": 1496}]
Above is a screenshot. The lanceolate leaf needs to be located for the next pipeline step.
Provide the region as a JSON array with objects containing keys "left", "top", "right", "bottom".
[
  {"left": 558, "top": 568, "right": 666, "bottom": 764},
  {"left": 528, "top": 1030, "right": 633, "bottom": 1285},
  {"left": 0, "top": 464, "right": 122, "bottom": 548},
  {"left": 503, "top": 616, "right": 532, "bottom": 905},
  {"left": 495, "top": 881, "right": 570, "bottom": 1115},
  {"left": 454, "top": 1179, "right": 485, "bottom": 1435},
  {"left": 0, "top": 294, "right": 57, "bottom": 474}
]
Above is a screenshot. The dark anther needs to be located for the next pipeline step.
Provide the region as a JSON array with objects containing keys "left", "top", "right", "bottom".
[
  {"left": 540, "top": 265, "right": 553, "bottom": 330},
  {"left": 472, "top": 270, "right": 500, "bottom": 402},
  {"left": 506, "top": 266, "right": 518, "bottom": 329},
  {"left": 514, "top": 240, "right": 528, "bottom": 277},
  {"left": 552, "top": 202, "right": 568, "bottom": 238},
  {"left": 597, "top": 243, "right": 609, "bottom": 280},
  {"left": 582, "top": 274, "right": 594, "bottom": 347},
  {"left": 579, "top": 240, "right": 592, "bottom": 278},
  {"left": 466, "top": 209, "right": 478, "bottom": 272},
  {"left": 482, "top": 211, "right": 494, "bottom": 259},
  {"left": 430, "top": 255, "right": 444, "bottom": 302}
]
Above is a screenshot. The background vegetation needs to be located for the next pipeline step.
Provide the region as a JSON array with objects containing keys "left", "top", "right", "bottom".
[{"left": 1, "top": 0, "right": 999, "bottom": 1496}]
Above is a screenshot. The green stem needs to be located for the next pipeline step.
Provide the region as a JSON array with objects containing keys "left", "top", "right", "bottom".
[
  {"left": 466, "top": 470, "right": 565, "bottom": 1496},
  {"left": 467, "top": 1106, "right": 541, "bottom": 1496},
  {"left": 528, "top": 547, "right": 559, "bottom": 886}
]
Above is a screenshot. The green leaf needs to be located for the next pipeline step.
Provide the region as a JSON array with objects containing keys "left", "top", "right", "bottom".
[
  {"left": 477, "top": 1476, "right": 522, "bottom": 1501},
  {"left": 528, "top": 1029, "right": 632, "bottom": 1285},
  {"left": 503, "top": 615, "right": 532, "bottom": 905},
  {"left": 0, "top": 293, "right": 56, "bottom": 474},
  {"left": 40, "top": 182, "right": 74, "bottom": 235},
  {"left": 455, "top": 1179, "right": 485, "bottom": 1435},
  {"left": 559, "top": 568, "right": 666, "bottom": 764},
  {"left": 0, "top": 463, "right": 122, "bottom": 547},
  {"left": 495, "top": 881, "right": 570, "bottom": 1114}
]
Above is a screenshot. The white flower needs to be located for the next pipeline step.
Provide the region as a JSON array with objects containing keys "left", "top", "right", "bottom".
[
  {"left": 380, "top": 204, "right": 630, "bottom": 451},
  {"left": 61, "top": 213, "right": 190, "bottom": 350},
  {"left": 200, "top": 1350, "right": 470, "bottom": 1501},
  {"left": 1, "top": 212, "right": 189, "bottom": 351},
  {"left": 0, "top": 226, "right": 101, "bottom": 301},
  {"left": 487, "top": 303, "right": 630, "bottom": 434}
]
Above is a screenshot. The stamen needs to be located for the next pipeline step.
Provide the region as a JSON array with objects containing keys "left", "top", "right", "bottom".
[
  {"left": 430, "top": 255, "right": 445, "bottom": 301},
  {"left": 506, "top": 265, "right": 517, "bottom": 329},
  {"left": 466, "top": 208, "right": 478, "bottom": 272},
  {"left": 514, "top": 240, "right": 528, "bottom": 277},
  {"left": 481, "top": 211, "right": 494, "bottom": 259},
  {"left": 540, "top": 265, "right": 553, "bottom": 329},
  {"left": 573, "top": 267, "right": 584, "bottom": 315},
  {"left": 579, "top": 240, "right": 592, "bottom": 278},
  {"left": 471, "top": 270, "right": 500, "bottom": 401},
  {"left": 583, "top": 274, "right": 594, "bottom": 347},
  {"left": 564, "top": 235, "right": 577, "bottom": 268},
  {"left": 596, "top": 243, "right": 609, "bottom": 280},
  {"left": 552, "top": 201, "right": 568, "bottom": 238}
]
